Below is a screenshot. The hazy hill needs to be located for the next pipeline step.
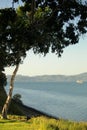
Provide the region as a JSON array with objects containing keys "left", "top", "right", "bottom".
[{"left": 7, "top": 72, "right": 87, "bottom": 82}]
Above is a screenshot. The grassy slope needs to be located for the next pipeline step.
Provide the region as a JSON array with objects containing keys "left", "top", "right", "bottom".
[{"left": 0, "top": 115, "right": 87, "bottom": 130}]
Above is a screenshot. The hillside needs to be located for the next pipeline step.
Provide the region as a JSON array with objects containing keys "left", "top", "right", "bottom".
[
  {"left": 0, "top": 87, "right": 53, "bottom": 119},
  {"left": 7, "top": 72, "right": 87, "bottom": 82}
]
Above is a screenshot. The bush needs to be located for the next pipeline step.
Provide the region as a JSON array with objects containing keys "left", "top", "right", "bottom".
[{"left": 13, "top": 94, "right": 23, "bottom": 104}]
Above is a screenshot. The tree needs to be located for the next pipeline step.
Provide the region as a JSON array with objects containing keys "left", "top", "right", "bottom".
[
  {"left": 14, "top": 0, "right": 87, "bottom": 56},
  {"left": 13, "top": 93, "right": 23, "bottom": 104},
  {"left": 0, "top": 0, "right": 87, "bottom": 119},
  {"left": 0, "top": 8, "right": 23, "bottom": 118}
]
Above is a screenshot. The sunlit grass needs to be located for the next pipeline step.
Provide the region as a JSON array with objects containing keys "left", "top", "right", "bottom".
[{"left": 0, "top": 115, "right": 87, "bottom": 130}]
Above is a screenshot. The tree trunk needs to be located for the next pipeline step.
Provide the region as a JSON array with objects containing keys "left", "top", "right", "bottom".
[{"left": 1, "top": 64, "right": 19, "bottom": 119}]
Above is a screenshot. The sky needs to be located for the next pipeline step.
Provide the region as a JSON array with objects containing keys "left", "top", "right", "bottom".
[{"left": 1, "top": 0, "right": 87, "bottom": 76}]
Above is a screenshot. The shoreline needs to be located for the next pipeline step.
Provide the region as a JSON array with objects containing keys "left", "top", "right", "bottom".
[{"left": 17, "top": 102, "right": 59, "bottom": 120}]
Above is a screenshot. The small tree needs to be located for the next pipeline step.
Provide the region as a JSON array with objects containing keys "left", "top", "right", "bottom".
[
  {"left": 0, "top": 0, "right": 87, "bottom": 119},
  {"left": 13, "top": 94, "right": 23, "bottom": 104}
]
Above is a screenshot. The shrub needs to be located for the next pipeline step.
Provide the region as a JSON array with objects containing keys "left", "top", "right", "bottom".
[{"left": 13, "top": 94, "right": 23, "bottom": 104}]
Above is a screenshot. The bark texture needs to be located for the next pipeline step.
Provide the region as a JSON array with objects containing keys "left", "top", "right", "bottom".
[{"left": 1, "top": 64, "right": 19, "bottom": 119}]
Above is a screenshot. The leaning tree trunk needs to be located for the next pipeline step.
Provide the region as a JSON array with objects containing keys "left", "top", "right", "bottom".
[{"left": 1, "top": 64, "right": 19, "bottom": 119}]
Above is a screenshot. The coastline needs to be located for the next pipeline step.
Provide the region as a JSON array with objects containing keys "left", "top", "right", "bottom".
[{"left": 16, "top": 102, "right": 59, "bottom": 120}]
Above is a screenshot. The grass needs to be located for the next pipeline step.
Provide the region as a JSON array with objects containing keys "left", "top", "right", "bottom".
[{"left": 0, "top": 115, "right": 87, "bottom": 130}]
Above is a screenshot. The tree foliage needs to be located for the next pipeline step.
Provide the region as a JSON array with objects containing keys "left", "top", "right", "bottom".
[
  {"left": 13, "top": 93, "right": 23, "bottom": 104},
  {"left": 0, "top": 72, "right": 7, "bottom": 87},
  {"left": 0, "top": 0, "right": 87, "bottom": 67},
  {"left": 13, "top": 0, "right": 87, "bottom": 57}
]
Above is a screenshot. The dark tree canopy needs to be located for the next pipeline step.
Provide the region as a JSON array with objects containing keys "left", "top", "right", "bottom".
[
  {"left": 0, "top": 0, "right": 87, "bottom": 68},
  {"left": 0, "top": 72, "right": 7, "bottom": 87},
  {"left": 10, "top": 0, "right": 87, "bottom": 56}
]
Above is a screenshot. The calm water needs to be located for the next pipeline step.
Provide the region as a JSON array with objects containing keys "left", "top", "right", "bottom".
[{"left": 6, "top": 82, "right": 87, "bottom": 121}]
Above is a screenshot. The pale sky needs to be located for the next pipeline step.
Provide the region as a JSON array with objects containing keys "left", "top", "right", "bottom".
[
  {"left": 5, "top": 35, "right": 87, "bottom": 76},
  {"left": 1, "top": 0, "right": 87, "bottom": 76}
]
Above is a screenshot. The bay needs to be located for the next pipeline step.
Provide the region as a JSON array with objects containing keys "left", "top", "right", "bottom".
[{"left": 6, "top": 82, "right": 87, "bottom": 121}]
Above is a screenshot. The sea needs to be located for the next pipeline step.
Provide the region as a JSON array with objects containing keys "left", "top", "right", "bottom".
[{"left": 6, "top": 81, "right": 87, "bottom": 121}]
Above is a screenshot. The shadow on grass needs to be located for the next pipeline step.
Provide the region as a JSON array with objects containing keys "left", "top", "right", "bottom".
[
  {"left": 0, "top": 119, "right": 18, "bottom": 124},
  {"left": 48, "top": 124, "right": 59, "bottom": 130}
]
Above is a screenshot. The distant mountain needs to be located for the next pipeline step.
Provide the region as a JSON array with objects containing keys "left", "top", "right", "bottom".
[{"left": 7, "top": 72, "right": 87, "bottom": 82}]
